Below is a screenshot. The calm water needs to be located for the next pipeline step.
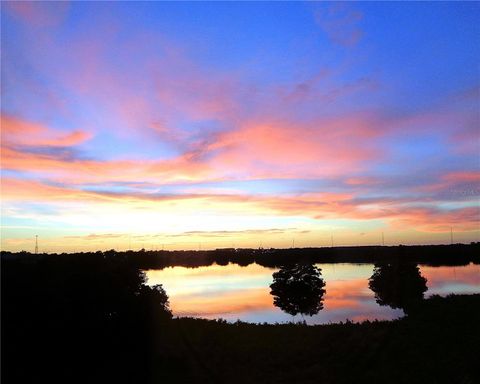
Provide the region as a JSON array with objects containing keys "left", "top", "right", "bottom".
[{"left": 146, "top": 262, "right": 480, "bottom": 325}]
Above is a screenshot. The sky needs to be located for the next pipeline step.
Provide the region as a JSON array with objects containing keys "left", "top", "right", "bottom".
[{"left": 1, "top": 1, "right": 479, "bottom": 252}]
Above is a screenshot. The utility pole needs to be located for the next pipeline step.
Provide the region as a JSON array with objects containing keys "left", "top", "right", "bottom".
[
  {"left": 292, "top": 238, "right": 295, "bottom": 248},
  {"left": 450, "top": 227, "right": 453, "bottom": 245},
  {"left": 382, "top": 232, "right": 385, "bottom": 246},
  {"left": 35, "top": 235, "right": 38, "bottom": 254}
]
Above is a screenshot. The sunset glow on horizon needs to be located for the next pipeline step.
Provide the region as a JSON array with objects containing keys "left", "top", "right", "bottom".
[{"left": 1, "top": 2, "right": 479, "bottom": 252}]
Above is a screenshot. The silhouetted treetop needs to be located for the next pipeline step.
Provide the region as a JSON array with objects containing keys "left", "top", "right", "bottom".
[
  {"left": 368, "top": 262, "right": 428, "bottom": 313},
  {"left": 269, "top": 264, "right": 326, "bottom": 317}
]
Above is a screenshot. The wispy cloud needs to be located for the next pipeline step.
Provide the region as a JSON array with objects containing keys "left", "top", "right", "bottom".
[{"left": 314, "top": 4, "right": 364, "bottom": 47}]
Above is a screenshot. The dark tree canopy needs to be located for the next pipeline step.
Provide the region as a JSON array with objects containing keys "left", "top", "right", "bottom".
[
  {"left": 269, "top": 264, "right": 326, "bottom": 317},
  {"left": 368, "top": 262, "right": 428, "bottom": 313},
  {"left": 1, "top": 252, "right": 172, "bottom": 383}
]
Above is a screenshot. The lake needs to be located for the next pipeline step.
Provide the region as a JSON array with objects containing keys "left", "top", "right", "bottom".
[{"left": 146, "top": 262, "right": 480, "bottom": 324}]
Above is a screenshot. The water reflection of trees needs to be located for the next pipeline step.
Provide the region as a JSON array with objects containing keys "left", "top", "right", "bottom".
[
  {"left": 368, "top": 262, "right": 428, "bottom": 313},
  {"left": 269, "top": 264, "right": 326, "bottom": 317}
]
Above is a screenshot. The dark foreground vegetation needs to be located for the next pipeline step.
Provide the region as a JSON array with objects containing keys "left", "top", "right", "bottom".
[
  {"left": 2, "top": 247, "right": 479, "bottom": 384},
  {"left": 170, "top": 294, "right": 480, "bottom": 384}
]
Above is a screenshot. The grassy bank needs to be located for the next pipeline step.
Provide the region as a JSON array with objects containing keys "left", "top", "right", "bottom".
[{"left": 166, "top": 294, "right": 480, "bottom": 383}]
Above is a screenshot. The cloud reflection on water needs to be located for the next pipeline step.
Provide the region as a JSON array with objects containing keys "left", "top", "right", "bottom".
[{"left": 145, "top": 262, "right": 479, "bottom": 324}]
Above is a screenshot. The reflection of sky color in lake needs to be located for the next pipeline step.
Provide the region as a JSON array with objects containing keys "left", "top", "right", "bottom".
[{"left": 145, "top": 263, "right": 480, "bottom": 325}]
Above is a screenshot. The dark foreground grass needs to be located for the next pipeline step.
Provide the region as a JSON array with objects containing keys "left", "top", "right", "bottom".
[{"left": 156, "top": 294, "right": 480, "bottom": 384}]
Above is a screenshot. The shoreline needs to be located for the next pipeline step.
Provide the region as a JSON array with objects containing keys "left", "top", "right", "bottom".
[{"left": 3, "top": 243, "right": 479, "bottom": 269}]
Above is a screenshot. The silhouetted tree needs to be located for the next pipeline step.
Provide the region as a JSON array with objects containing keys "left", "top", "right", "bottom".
[
  {"left": 269, "top": 264, "right": 326, "bottom": 317},
  {"left": 368, "top": 262, "right": 428, "bottom": 313},
  {"left": 1, "top": 252, "right": 172, "bottom": 384}
]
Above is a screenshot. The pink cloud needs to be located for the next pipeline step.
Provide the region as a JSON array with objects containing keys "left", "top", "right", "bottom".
[
  {"left": 1, "top": 109, "right": 386, "bottom": 185},
  {"left": 442, "top": 171, "right": 480, "bottom": 183},
  {"left": 1, "top": 177, "right": 98, "bottom": 202},
  {"left": 1, "top": 115, "right": 92, "bottom": 148},
  {"left": 388, "top": 206, "right": 479, "bottom": 233},
  {"left": 421, "top": 265, "right": 480, "bottom": 289},
  {"left": 415, "top": 171, "right": 480, "bottom": 199},
  {"left": 205, "top": 115, "right": 382, "bottom": 179},
  {"left": 171, "top": 287, "right": 273, "bottom": 317},
  {"left": 4, "top": 1, "right": 70, "bottom": 27},
  {"left": 324, "top": 279, "right": 369, "bottom": 311},
  {"left": 345, "top": 177, "right": 381, "bottom": 186},
  {"left": 1, "top": 146, "right": 214, "bottom": 185},
  {"left": 3, "top": 174, "right": 478, "bottom": 234}
]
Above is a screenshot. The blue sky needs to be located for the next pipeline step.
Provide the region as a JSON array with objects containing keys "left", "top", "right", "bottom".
[{"left": 1, "top": 1, "right": 479, "bottom": 251}]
